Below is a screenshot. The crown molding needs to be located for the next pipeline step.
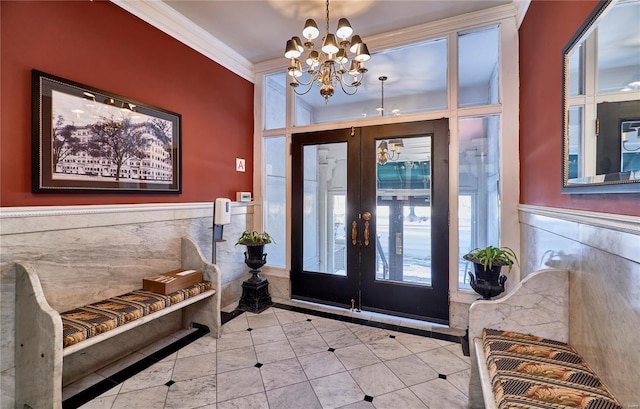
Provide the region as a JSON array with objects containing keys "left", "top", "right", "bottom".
[
  {"left": 514, "top": 0, "right": 531, "bottom": 28},
  {"left": 111, "top": 0, "right": 255, "bottom": 83}
]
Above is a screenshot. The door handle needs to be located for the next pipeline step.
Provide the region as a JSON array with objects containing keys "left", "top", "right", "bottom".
[
  {"left": 363, "top": 212, "right": 371, "bottom": 246},
  {"left": 351, "top": 220, "right": 358, "bottom": 246}
]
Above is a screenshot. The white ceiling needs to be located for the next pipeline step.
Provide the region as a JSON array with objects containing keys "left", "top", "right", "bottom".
[
  {"left": 114, "top": 0, "right": 530, "bottom": 110},
  {"left": 162, "top": 0, "right": 515, "bottom": 64}
]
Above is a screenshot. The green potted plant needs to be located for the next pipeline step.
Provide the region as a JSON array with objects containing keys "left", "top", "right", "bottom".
[
  {"left": 235, "top": 231, "right": 273, "bottom": 272},
  {"left": 463, "top": 246, "right": 518, "bottom": 299},
  {"left": 235, "top": 231, "right": 273, "bottom": 246}
]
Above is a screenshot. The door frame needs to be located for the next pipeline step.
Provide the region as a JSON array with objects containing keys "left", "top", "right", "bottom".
[{"left": 290, "top": 120, "right": 450, "bottom": 323}]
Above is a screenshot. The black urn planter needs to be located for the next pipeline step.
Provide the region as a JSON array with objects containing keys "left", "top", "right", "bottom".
[
  {"left": 237, "top": 244, "right": 273, "bottom": 313},
  {"left": 244, "top": 244, "right": 267, "bottom": 280},
  {"left": 467, "top": 261, "right": 507, "bottom": 300}
]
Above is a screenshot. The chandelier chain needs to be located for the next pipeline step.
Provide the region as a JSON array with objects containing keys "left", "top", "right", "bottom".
[{"left": 325, "top": 0, "right": 330, "bottom": 36}]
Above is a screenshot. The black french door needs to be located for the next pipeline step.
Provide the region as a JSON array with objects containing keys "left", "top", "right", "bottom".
[{"left": 291, "top": 120, "right": 449, "bottom": 323}]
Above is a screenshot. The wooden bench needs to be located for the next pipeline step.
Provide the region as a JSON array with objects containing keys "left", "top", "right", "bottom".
[
  {"left": 468, "top": 269, "right": 622, "bottom": 409},
  {"left": 14, "top": 237, "right": 221, "bottom": 409}
]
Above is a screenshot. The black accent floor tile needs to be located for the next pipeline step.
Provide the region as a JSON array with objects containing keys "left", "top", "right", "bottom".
[
  {"left": 221, "top": 309, "right": 244, "bottom": 325},
  {"left": 255, "top": 363, "right": 263, "bottom": 368},
  {"left": 328, "top": 347, "right": 335, "bottom": 352},
  {"left": 438, "top": 374, "right": 447, "bottom": 380},
  {"left": 165, "top": 380, "right": 175, "bottom": 387},
  {"left": 247, "top": 327, "right": 253, "bottom": 331},
  {"left": 364, "top": 395, "right": 374, "bottom": 402}
]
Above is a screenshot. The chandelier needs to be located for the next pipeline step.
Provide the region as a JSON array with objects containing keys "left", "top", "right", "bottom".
[
  {"left": 284, "top": 0, "right": 371, "bottom": 103},
  {"left": 377, "top": 139, "right": 403, "bottom": 165}
]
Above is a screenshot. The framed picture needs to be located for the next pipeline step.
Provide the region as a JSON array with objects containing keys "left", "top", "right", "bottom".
[{"left": 32, "top": 70, "right": 181, "bottom": 193}]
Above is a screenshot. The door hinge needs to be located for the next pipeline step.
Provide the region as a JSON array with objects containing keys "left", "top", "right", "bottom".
[
  {"left": 351, "top": 126, "right": 356, "bottom": 137},
  {"left": 448, "top": 129, "right": 451, "bottom": 145},
  {"left": 595, "top": 117, "right": 600, "bottom": 137}
]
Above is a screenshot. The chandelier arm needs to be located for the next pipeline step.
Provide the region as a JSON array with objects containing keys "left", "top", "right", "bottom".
[
  {"left": 336, "top": 77, "right": 360, "bottom": 95},
  {"left": 292, "top": 83, "right": 316, "bottom": 96},
  {"left": 293, "top": 74, "right": 316, "bottom": 87},
  {"left": 336, "top": 70, "right": 365, "bottom": 90}
]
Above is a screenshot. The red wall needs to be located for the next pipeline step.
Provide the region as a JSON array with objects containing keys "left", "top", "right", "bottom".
[
  {"left": 1, "top": 0, "right": 254, "bottom": 207},
  {"left": 519, "top": 0, "right": 640, "bottom": 216}
]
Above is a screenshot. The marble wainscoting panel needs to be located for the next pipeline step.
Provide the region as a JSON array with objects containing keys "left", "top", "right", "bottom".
[
  {"left": 0, "top": 265, "right": 16, "bottom": 373},
  {"left": 263, "top": 269, "right": 290, "bottom": 300},
  {"left": 213, "top": 205, "right": 254, "bottom": 308},
  {"left": 519, "top": 205, "right": 640, "bottom": 409},
  {"left": 0, "top": 202, "right": 253, "bottom": 407},
  {"left": 569, "top": 246, "right": 640, "bottom": 407},
  {"left": 449, "top": 301, "right": 471, "bottom": 331},
  {"left": 4, "top": 220, "right": 200, "bottom": 312},
  {"left": 1, "top": 367, "right": 15, "bottom": 409}
]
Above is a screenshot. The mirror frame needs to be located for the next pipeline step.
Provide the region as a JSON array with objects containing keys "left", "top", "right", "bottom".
[{"left": 561, "top": 0, "right": 640, "bottom": 194}]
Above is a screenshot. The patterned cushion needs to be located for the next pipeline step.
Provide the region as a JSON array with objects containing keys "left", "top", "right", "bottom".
[
  {"left": 83, "top": 299, "right": 145, "bottom": 325},
  {"left": 112, "top": 291, "right": 169, "bottom": 315},
  {"left": 60, "top": 281, "right": 212, "bottom": 348},
  {"left": 61, "top": 308, "right": 119, "bottom": 347},
  {"left": 482, "top": 328, "right": 623, "bottom": 409}
]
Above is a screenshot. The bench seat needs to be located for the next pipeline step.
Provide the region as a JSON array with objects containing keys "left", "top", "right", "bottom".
[
  {"left": 481, "top": 328, "right": 622, "bottom": 409},
  {"left": 15, "top": 236, "right": 222, "bottom": 409},
  {"left": 61, "top": 282, "right": 212, "bottom": 348}
]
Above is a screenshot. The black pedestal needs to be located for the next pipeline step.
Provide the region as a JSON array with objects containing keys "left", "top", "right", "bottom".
[{"left": 237, "top": 273, "right": 273, "bottom": 314}]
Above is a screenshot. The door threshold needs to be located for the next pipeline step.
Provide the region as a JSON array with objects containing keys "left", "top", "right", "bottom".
[{"left": 273, "top": 297, "right": 465, "bottom": 341}]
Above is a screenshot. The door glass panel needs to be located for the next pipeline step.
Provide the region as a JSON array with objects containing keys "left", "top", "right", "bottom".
[
  {"left": 302, "top": 143, "right": 348, "bottom": 275},
  {"left": 375, "top": 136, "right": 432, "bottom": 285}
]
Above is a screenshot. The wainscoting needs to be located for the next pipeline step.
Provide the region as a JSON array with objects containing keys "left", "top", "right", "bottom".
[
  {"left": 0, "top": 202, "right": 253, "bottom": 408},
  {"left": 519, "top": 205, "right": 640, "bottom": 409},
  {"left": 2, "top": 203, "right": 637, "bottom": 408}
]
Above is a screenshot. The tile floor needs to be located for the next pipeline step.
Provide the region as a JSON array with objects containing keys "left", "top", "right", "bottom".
[{"left": 64, "top": 305, "right": 470, "bottom": 409}]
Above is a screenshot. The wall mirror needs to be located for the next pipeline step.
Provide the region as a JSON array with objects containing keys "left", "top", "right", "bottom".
[{"left": 562, "top": 0, "right": 640, "bottom": 193}]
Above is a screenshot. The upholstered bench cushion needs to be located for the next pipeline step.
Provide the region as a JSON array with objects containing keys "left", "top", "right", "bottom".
[
  {"left": 61, "top": 281, "right": 212, "bottom": 348},
  {"left": 482, "top": 328, "right": 622, "bottom": 409}
]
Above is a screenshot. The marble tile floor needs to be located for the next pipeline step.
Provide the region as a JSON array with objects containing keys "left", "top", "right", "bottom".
[{"left": 63, "top": 305, "right": 470, "bottom": 409}]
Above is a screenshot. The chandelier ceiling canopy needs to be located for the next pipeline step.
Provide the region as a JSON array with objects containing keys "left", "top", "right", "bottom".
[{"left": 284, "top": 0, "right": 371, "bottom": 103}]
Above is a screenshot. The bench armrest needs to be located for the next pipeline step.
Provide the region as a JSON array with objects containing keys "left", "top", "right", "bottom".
[{"left": 467, "top": 268, "right": 569, "bottom": 409}]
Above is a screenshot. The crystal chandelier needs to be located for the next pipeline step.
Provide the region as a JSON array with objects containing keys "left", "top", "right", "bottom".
[{"left": 284, "top": 0, "right": 371, "bottom": 103}]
